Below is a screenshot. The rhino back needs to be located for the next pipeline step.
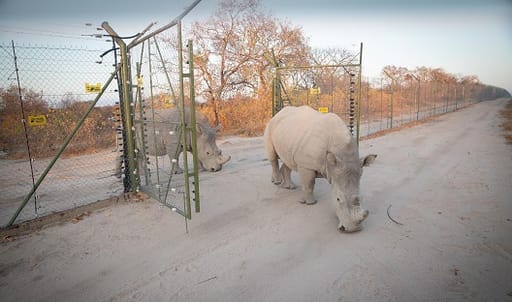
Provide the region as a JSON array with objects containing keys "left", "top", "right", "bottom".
[
  {"left": 144, "top": 107, "right": 213, "bottom": 155},
  {"left": 266, "top": 106, "right": 352, "bottom": 171},
  {"left": 153, "top": 108, "right": 209, "bottom": 127}
]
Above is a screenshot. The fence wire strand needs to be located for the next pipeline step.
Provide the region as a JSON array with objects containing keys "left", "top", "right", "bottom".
[{"left": 0, "top": 42, "right": 123, "bottom": 225}]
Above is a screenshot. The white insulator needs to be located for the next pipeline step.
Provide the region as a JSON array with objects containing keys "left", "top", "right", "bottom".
[
  {"left": 171, "top": 158, "right": 177, "bottom": 163},
  {"left": 171, "top": 188, "right": 177, "bottom": 192},
  {"left": 169, "top": 131, "right": 174, "bottom": 135}
]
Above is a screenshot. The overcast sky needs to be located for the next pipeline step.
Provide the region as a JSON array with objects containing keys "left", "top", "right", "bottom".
[{"left": 0, "top": 0, "right": 511, "bottom": 92}]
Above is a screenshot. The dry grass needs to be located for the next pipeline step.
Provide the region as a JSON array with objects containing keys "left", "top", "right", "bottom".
[
  {"left": 500, "top": 99, "right": 512, "bottom": 144},
  {"left": 199, "top": 96, "right": 273, "bottom": 137}
]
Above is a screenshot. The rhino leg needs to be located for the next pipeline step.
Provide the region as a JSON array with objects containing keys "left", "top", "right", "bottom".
[
  {"left": 298, "top": 168, "right": 317, "bottom": 205},
  {"left": 266, "top": 144, "right": 283, "bottom": 185},
  {"left": 168, "top": 152, "right": 184, "bottom": 174},
  {"left": 115, "top": 156, "right": 122, "bottom": 178},
  {"left": 270, "top": 159, "right": 283, "bottom": 185},
  {"left": 280, "top": 163, "right": 296, "bottom": 189},
  {"left": 173, "top": 163, "right": 184, "bottom": 174}
]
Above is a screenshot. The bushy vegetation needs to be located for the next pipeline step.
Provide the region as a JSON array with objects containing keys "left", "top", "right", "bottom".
[
  {"left": 0, "top": 86, "right": 116, "bottom": 159},
  {"left": 501, "top": 99, "right": 512, "bottom": 144}
]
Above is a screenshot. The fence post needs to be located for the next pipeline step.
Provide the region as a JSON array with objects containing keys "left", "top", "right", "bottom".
[
  {"left": 356, "top": 42, "right": 363, "bottom": 145},
  {"left": 102, "top": 22, "right": 139, "bottom": 193},
  {"left": 408, "top": 73, "right": 420, "bottom": 120},
  {"left": 383, "top": 70, "right": 394, "bottom": 129}
]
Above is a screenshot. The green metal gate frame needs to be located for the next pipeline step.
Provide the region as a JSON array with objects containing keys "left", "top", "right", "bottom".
[
  {"left": 270, "top": 43, "right": 364, "bottom": 144},
  {"left": 127, "top": 24, "right": 201, "bottom": 220},
  {"left": 102, "top": 1, "right": 202, "bottom": 220},
  {"left": 4, "top": 0, "right": 203, "bottom": 227}
]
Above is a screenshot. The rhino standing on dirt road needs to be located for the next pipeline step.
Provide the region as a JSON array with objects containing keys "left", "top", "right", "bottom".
[
  {"left": 143, "top": 108, "right": 231, "bottom": 173},
  {"left": 264, "top": 105, "right": 377, "bottom": 232}
]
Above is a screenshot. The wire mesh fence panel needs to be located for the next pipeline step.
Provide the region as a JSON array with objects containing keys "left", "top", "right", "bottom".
[
  {"left": 127, "top": 26, "right": 200, "bottom": 219},
  {"left": 274, "top": 64, "right": 362, "bottom": 139},
  {"left": 358, "top": 76, "right": 491, "bottom": 138},
  {"left": 0, "top": 42, "right": 123, "bottom": 225}
]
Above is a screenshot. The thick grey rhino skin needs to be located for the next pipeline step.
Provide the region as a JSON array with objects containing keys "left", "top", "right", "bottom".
[
  {"left": 264, "top": 105, "right": 377, "bottom": 232},
  {"left": 141, "top": 107, "right": 231, "bottom": 173}
]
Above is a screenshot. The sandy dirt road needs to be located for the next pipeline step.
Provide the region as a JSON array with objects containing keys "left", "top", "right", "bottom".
[{"left": 0, "top": 98, "right": 511, "bottom": 302}]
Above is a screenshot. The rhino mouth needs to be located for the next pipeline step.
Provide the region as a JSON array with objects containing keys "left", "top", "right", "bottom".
[
  {"left": 338, "top": 223, "right": 363, "bottom": 233},
  {"left": 338, "top": 208, "right": 369, "bottom": 233},
  {"left": 338, "top": 224, "right": 363, "bottom": 233}
]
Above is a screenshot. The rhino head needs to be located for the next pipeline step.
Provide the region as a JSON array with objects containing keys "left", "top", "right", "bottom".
[
  {"left": 196, "top": 123, "right": 231, "bottom": 172},
  {"left": 326, "top": 152, "right": 377, "bottom": 233}
]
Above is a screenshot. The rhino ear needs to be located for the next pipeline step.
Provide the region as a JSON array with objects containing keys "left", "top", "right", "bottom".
[
  {"left": 361, "top": 154, "right": 377, "bottom": 167},
  {"left": 326, "top": 152, "right": 337, "bottom": 166},
  {"left": 196, "top": 123, "right": 203, "bottom": 134}
]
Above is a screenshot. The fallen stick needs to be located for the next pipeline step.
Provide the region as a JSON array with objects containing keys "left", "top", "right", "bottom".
[
  {"left": 387, "top": 204, "right": 403, "bottom": 225},
  {"left": 196, "top": 276, "right": 217, "bottom": 285}
]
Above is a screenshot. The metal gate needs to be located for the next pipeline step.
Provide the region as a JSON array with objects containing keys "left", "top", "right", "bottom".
[
  {"left": 103, "top": 6, "right": 201, "bottom": 220},
  {"left": 1, "top": 0, "right": 203, "bottom": 227}
]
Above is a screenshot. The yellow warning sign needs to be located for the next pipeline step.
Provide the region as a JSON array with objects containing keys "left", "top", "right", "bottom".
[
  {"left": 85, "top": 82, "right": 102, "bottom": 93},
  {"left": 309, "top": 87, "right": 321, "bottom": 95},
  {"left": 28, "top": 115, "right": 47, "bottom": 126},
  {"left": 137, "top": 76, "right": 143, "bottom": 88},
  {"left": 318, "top": 107, "right": 329, "bottom": 113}
]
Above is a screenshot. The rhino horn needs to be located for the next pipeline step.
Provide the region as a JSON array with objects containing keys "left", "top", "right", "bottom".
[
  {"left": 356, "top": 208, "right": 369, "bottom": 224},
  {"left": 218, "top": 154, "right": 231, "bottom": 165}
]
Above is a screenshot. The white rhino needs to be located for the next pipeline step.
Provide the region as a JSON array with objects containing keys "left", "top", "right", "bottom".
[
  {"left": 116, "top": 108, "right": 230, "bottom": 178},
  {"left": 264, "top": 105, "right": 376, "bottom": 232},
  {"left": 143, "top": 108, "right": 231, "bottom": 172}
]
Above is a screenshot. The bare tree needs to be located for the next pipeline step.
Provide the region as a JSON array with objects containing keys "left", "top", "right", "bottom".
[{"left": 190, "top": 0, "right": 310, "bottom": 125}]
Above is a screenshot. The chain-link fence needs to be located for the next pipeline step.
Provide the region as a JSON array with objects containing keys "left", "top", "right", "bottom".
[
  {"left": 358, "top": 77, "right": 507, "bottom": 137},
  {"left": 272, "top": 61, "right": 508, "bottom": 142},
  {"left": 0, "top": 42, "right": 123, "bottom": 226},
  {"left": 273, "top": 64, "right": 362, "bottom": 137}
]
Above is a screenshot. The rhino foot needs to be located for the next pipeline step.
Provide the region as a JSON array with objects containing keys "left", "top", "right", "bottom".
[
  {"left": 299, "top": 197, "right": 317, "bottom": 205},
  {"left": 282, "top": 182, "right": 296, "bottom": 190},
  {"left": 271, "top": 174, "right": 283, "bottom": 185},
  {"left": 272, "top": 179, "right": 282, "bottom": 185},
  {"left": 173, "top": 166, "right": 184, "bottom": 174}
]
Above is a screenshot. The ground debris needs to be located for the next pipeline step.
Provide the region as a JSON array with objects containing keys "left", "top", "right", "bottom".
[
  {"left": 71, "top": 211, "right": 91, "bottom": 224},
  {"left": 2, "top": 235, "right": 16, "bottom": 243},
  {"left": 196, "top": 276, "right": 217, "bottom": 285},
  {"left": 386, "top": 204, "right": 403, "bottom": 225}
]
